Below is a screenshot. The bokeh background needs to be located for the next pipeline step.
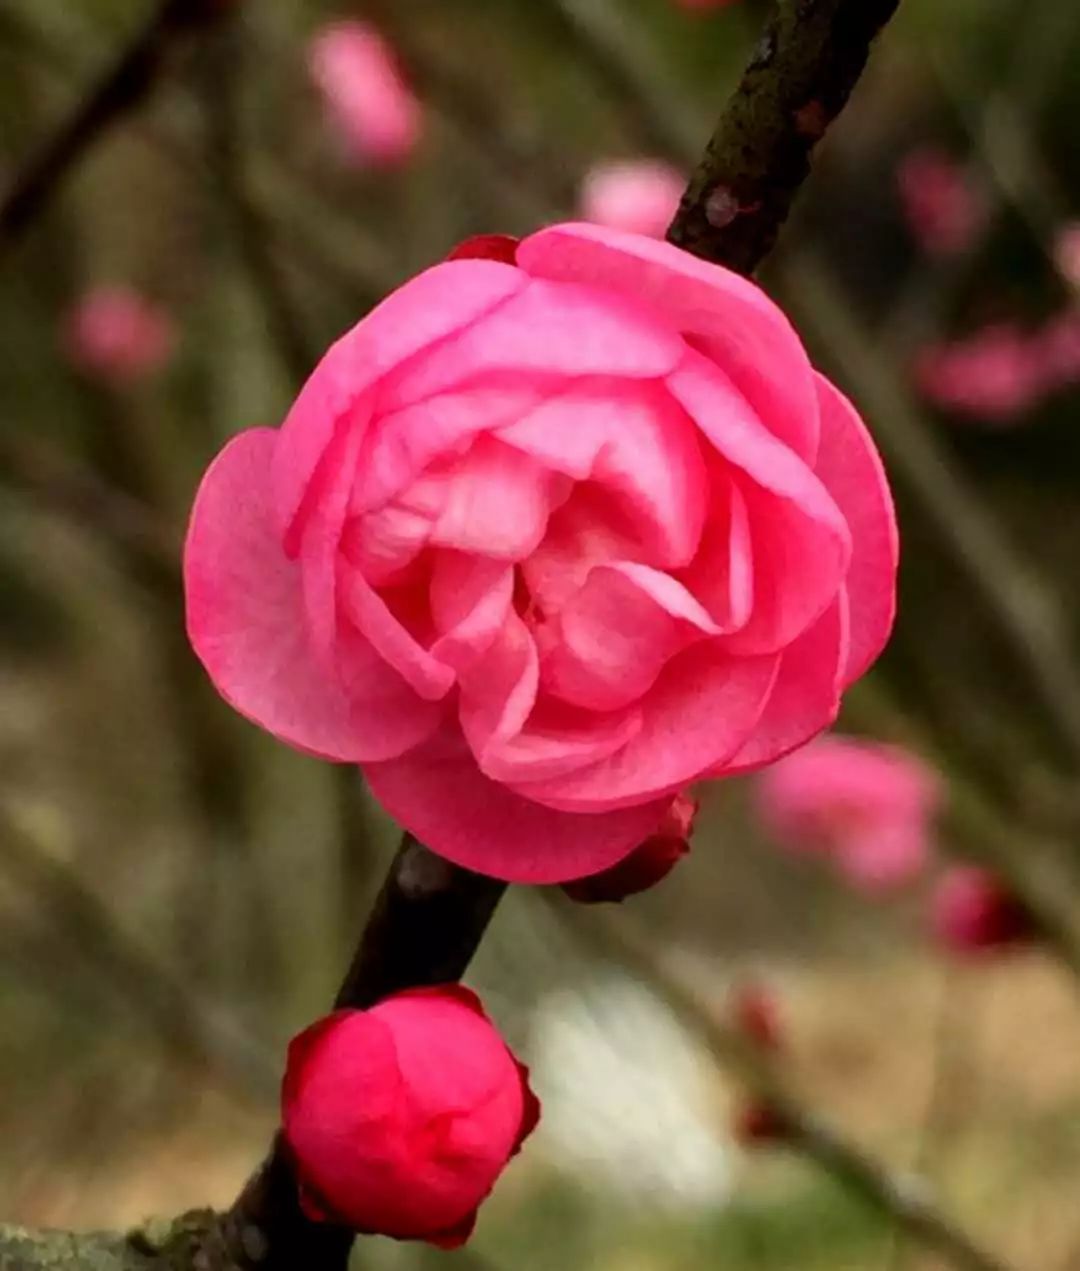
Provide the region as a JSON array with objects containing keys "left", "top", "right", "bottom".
[{"left": 2, "top": 1, "right": 1080, "bottom": 1268}]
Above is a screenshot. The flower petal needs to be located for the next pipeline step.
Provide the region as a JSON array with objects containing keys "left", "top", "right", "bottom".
[
  {"left": 540, "top": 562, "right": 719, "bottom": 712},
  {"left": 513, "top": 643, "right": 780, "bottom": 812},
  {"left": 813, "top": 373, "right": 898, "bottom": 684},
  {"left": 667, "top": 352, "right": 850, "bottom": 654},
  {"left": 430, "top": 436, "right": 565, "bottom": 559},
  {"left": 185, "top": 429, "right": 438, "bottom": 761},
  {"left": 722, "top": 596, "right": 848, "bottom": 775},
  {"left": 498, "top": 377, "right": 708, "bottom": 567},
  {"left": 362, "top": 724, "right": 671, "bottom": 882},
  {"left": 379, "top": 276, "right": 683, "bottom": 412},
  {"left": 429, "top": 551, "right": 514, "bottom": 674},
  {"left": 273, "top": 259, "right": 526, "bottom": 538},
  {"left": 517, "top": 222, "right": 820, "bottom": 462}
]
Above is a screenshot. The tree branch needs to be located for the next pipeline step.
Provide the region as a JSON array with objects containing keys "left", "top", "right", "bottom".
[
  {"left": 0, "top": 0, "right": 225, "bottom": 255},
  {"left": 668, "top": 0, "right": 900, "bottom": 272}
]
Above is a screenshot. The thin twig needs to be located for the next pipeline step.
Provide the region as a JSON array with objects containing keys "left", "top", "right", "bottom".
[
  {"left": 0, "top": 0, "right": 226, "bottom": 255},
  {"left": 0, "top": 804, "right": 278, "bottom": 1101},
  {"left": 558, "top": 899, "right": 1016, "bottom": 1271},
  {"left": 781, "top": 244, "right": 1080, "bottom": 772}
]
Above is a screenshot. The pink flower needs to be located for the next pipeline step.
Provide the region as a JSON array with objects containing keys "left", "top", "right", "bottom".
[
  {"left": 63, "top": 287, "right": 174, "bottom": 385},
  {"left": 913, "top": 324, "right": 1046, "bottom": 423},
  {"left": 896, "top": 147, "right": 984, "bottom": 258},
  {"left": 756, "top": 735, "right": 939, "bottom": 892},
  {"left": 929, "top": 866, "right": 1033, "bottom": 956},
  {"left": 580, "top": 161, "right": 685, "bottom": 239},
  {"left": 184, "top": 224, "right": 898, "bottom": 883},
  {"left": 308, "top": 22, "right": 420, "bottom": 167},
  {"left": 561, "top": 790, "right": 696, "bottom": 902},
  {"left": 282, "top": 986, "right": 539, "bottom": 1248}
]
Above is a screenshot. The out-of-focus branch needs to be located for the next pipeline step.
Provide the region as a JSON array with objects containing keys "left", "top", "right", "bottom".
[
  {"left": 668, "top": 0, "right": 900, "bottom": 272},
  {"left": 0, "top": 804, "right": 278, "bottom": 1100},
  {"left": 559, "top": 900, "right": 1015, "bottom": 1271},
  {"left": 0, "top": 0, "right": 227, "bottom": 255}
]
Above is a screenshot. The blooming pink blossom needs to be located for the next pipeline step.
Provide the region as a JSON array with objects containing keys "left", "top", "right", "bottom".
[
  {"left": 580, "top": 161, "right": 685, "bottom": 240},
  {"left": 283, "top": 986, "right": 538, "bottom": 1247},
  {"left": 896, "top": 147, "right": 984, "bottom": 258},
  {"left": 308, "top": 22, "right": 420, "bottom": 167},
  {"left": 929, "top": 866, "right": 1033, "bottom": 956},
  {"left": 913, "top": 324, "right": 1046, "bottom": 424},
  {"left": 562, "top": 790, "right": 695, "bottom": 902},
  {"left": 756, "top": 735, "right": 939, "bottom": 892},
  {"left": 185, "top": 223, "right": 898, "bottom": 883},
  {"left": 63, "top": 287, "right": 174, "bottom": 384}
]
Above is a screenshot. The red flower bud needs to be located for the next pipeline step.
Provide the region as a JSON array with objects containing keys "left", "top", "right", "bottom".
[
  {"left": 732, "top": 1100, "right": 789, "bottom": 1147},
  {"left": 731, "top": 982, "right": 784, "bottom": 1052},
  {"left": 930, "top": 866, "right": 1034, "bottom": 956},
  {"left": 447, "top": 234, "right": 520, "bottom": 264},
  {"left": 561, "top": 792, "right": 697, "bottom": 903},
  {"left": 282, "top": 985, "right": 539, "bottom": 1248}
]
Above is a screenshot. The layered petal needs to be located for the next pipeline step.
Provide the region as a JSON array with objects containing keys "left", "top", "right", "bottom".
[
  {"left": 273, "top": 259, "right": 526, "bottom": 536},
  {"left": 513, "top": 643, "right": 780, "bottom": 811},
  {"left": 362, "top": 725, "right": 671, "bottom": 882},
  {"left": 517, "top": 222, "right": 820, "bottom": 462},
  {"left": 667, "top": 352, "right": 850, "bottom": 654},
  {"left": 812, "top": 374, "right": 898, "bottom": 684},
  {"left": 723, "top": 596, "right": 848, "bottom": 774},
  {"left": 379, "top": 276, "right": 683, "bottom": 412},
  {"left": 185, "top": 429, "right": 438, "bottom": 761},
  {"left": 499, "top": 378, "right": 708, "bottom": 567},
  {"left": 539, "top": 562, "right": 719, "bottom": 712}
]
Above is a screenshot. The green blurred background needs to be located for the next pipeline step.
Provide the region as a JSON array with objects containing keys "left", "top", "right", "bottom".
[{"left": 2, "top": 1, "right": 1080, "bottom": 1268}]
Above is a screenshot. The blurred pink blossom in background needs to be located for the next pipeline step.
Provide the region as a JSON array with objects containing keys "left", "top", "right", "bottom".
[
  {"left": 63, "top": 286, "right": 174, "bottom": 385},
  {"left": 1036, "top": 309, "right": 1080, "bottom": 389},
  {"left": 1053, "top": 222, "right": 1080, "bottom": 289},
  {"left": 579, "top": 161, "right": 685, "bottom": 239},
  {"left": 896, "top": 147, "right": 985, "bottom": 258},
  {"left": 308, "top": 22, "right": 421, "bottom": 167},
  {"left": 755, "top": 735, "right": 941, "bottom": 892},
  {"left": 930, "top": 865, "right": 1033, "bottom": 956},
  {"left": 913, "top": 324, "right": 1046, "bottom": 424}
]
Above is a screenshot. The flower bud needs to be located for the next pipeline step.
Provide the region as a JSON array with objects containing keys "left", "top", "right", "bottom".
[
  {"left": 561, "top": 792, "right": 696, "bottom": 903},
  {"left": 732, "top": 1099, "right": 789, "bottom": 1147},
  {"left": 930, "top": 866, "right": 1034, "bottom": 956},
  {"left": 730, "top": 982, "right": 783, "bottom": 1052},
  {"left": 63, "top": 287, "right": 174, "bottom": 385},
  {"left": 282, "top": 986, "right": 539, "bottom": 1248}
]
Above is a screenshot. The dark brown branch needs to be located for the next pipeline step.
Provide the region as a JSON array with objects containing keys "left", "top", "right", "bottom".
[
  {"left": 0, "top": 0, "right": 225, "bottom": 255},
  {"left": 667, "top": 0, "right": 901, "bottom": 272},
  {"left": 210, "top": 837, "right": 506, "bottom": 1271}
]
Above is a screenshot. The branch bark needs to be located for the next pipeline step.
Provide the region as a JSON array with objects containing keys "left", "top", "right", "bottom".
[{"left": 667, "top": 0, "right": 901, "bottom": 272}]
